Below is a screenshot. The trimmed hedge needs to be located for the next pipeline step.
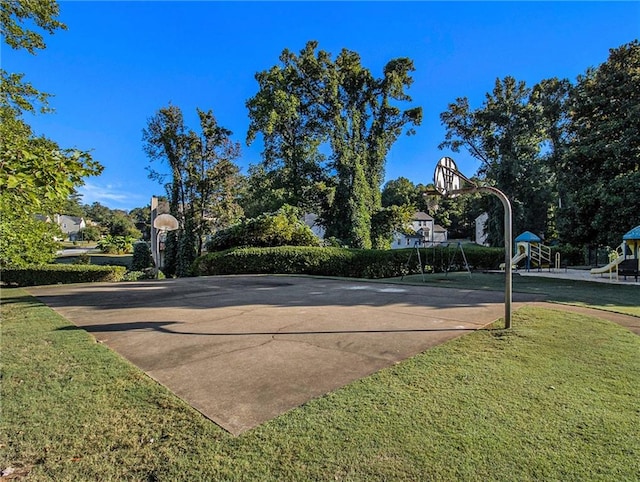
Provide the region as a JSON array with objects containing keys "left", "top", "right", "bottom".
[
  {"left": 1, "top": 264, "right": 127, "bottom": 287},
  {"left": 193, "top": 244, "right": 505, "bottom": 279}
]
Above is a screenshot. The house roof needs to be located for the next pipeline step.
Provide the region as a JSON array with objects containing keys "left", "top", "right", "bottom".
[
  {"left": 413, "top": 211, "right": 434, "bottom": 221},
  {"left": 58, "top": 215, "right": 84, "bottom": 225},
  {"left": 433, "top": 224, "right": 447, "bottom": 233},
  {"left": 623, "top": 225, "right": 640, "bottom": 240}
]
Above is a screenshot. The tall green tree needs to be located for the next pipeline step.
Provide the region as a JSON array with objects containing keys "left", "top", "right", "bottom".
[
  {"left": 62, "top": 190, "right": 86, "bottom": 217},
  {"left": 129, "top": 205, "right": 151, "bottom": 240},
  {"left": 323, "top": 50, "right": 422, "bottom": 248},
  {"left": 238, "top": 165, "right": 288, "bottom": 219},
  {"left": 557, "top": 41, "right": 640, "bottom": 247},
  {"left": 530, "top": 77, "right": 572, "bottom": 240},
  {"left": 381, "top": 177, "right": 419, "bottom": 208},
  {"left": 109, "top": 212, "right": 142, "bottom": 239},
  {"left": 143, "top": 106, "right": 243, "bottom": 275},
  {"left": 83, "top": 201, "right": 113, "bottom": 231},
  {"left": 370, "top": 204, "right": 415, "bottom": 250},
  {"left": 247, "top": 41, "right": 422, "bottom": 248},
  {"left": 191, "top": 110, "right": 244, "bottom": 239},
  {"left": 246, "top": 42, "right": 331, "bottom": 214},
  {"left": 439, "top": 76, "right": 552, "bottom": 245},
  {"left": 0, "top": 0, "right": 102, "bottom": 267}
]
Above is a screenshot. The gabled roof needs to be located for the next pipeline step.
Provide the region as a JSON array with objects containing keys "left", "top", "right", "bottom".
[
  {"left": 58, "top": 215, "right": 85, "bottom": 225},
  {"left": 433, "top": 224, "right": 447, "bottom": 233},
  {"left": 412, "top": 211, "right": 434, "bottom": 221}
]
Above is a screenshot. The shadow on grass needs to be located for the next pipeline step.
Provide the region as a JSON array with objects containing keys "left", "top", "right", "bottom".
[{"left": 0, "top": 290, "right": 44, "bottom": 308}]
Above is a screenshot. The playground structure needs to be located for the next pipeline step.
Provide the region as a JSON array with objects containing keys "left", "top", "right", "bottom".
[
  {"left": 590, "top": 225, "right": 640, "bottom": 280},
  {"left": 501, "top": 231, "right": 555, "bottom": 272},
  {"left": 495, "top": 226, "right": 640, "bottom": 283}
]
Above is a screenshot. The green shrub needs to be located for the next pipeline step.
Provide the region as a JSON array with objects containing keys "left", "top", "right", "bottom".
[
  {"left": 97, "top": 235, "right": 136, "bottom": 254},
  {"left": 197, "top": 244, "right": 505, "bottom": 279},
  {"left": 206, "top": 205, "right": 321, "bottom": 252},
  {"left": 122, "top": 268, "right": 163, "bottom": 281},
  {"left": 131, "top": 241, "right": 154, "bottom": 271},
  {"left": 193, "top": 244, "right": 505, "bottom": 279},
  {"left": 1, "top": 264, "right": 127, "bottom": 287},
  {"left": 78, "top": 225, "right": 102, "bottom": 242}
]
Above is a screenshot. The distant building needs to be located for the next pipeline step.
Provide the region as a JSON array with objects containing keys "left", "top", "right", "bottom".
[
  {"left": 54, "top": 214, "right": 86, "bottom": 241},
  {"left": 391, "top": 212, "right": 448, "bottom": 249}
]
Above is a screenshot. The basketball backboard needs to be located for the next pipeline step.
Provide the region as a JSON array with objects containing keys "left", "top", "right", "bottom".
[{"left": 433, "top": 157, "right": 462, "bottom": 196}]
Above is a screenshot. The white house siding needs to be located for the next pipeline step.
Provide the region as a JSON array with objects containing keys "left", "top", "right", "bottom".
[
  {"left": 391, "top": 212, "right": 448, "bottom": 249},
  {"left": 55, "top": 215, "right": 86, "bottom": 241}
]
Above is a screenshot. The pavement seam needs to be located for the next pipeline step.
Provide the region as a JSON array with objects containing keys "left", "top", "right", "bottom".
[{"left": 267, "top": 335, "right": 395, "bottom": 364}]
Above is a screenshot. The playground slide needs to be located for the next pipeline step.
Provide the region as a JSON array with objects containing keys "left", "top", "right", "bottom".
[
  {"left": 500, "top": 252, "right": 528, "bottom": 270},
  {"left": 511, "top": 252, "right": 528, "bottom": 267},
  {"left": 590, "top": 255, "right": 625, "bottom": 275}
]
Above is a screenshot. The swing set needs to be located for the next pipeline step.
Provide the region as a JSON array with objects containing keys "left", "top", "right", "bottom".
[{"left": 401, "top": 241, "right": 472, "bottom": 281}]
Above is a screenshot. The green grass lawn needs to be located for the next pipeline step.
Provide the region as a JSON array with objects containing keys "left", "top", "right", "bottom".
[
  {"left": 393, "top": 272, "right": 640, "bottom": 317},
  {"left": 55, "top": 253, "right": 133, "bottom": 268},
  {"left": 2, "top": 288, "right": 639, "bottom": 481}
]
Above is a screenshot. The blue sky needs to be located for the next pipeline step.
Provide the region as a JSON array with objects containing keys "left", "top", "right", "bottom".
[{"left": 5, "top": 1, "right": 639, "bottom": 211}]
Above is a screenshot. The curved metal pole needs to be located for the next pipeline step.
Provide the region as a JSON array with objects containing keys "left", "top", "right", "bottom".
[
  {"left": 155, "top": 228, "right": 161, "bottom": 279},
  {"left": 477, "top": 186, "right": 512, "bottom": 329}
]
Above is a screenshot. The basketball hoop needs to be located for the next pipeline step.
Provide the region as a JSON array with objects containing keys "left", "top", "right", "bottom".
[
  {"left": 152, "top": 213, "right": 179, "bottom": 278},
  {"left": 154, "top": 214, "right": 179, "bottom": 232},
  {"left": 433, "top": 157, "right": 461, "bottom": 196},
  {"left": 430, "top": 156, "right": 513, "bottom": 328}
]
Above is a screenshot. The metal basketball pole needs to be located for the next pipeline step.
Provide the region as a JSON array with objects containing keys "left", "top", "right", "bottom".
[
  {"left": 477, "top": 186, "right": 512, "bottom": 329},
  {"left": 433, "top": 157, "right": 513, "bottom": 329}
]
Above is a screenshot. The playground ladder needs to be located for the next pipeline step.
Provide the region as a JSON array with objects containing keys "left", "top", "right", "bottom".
[{"left": 530, "top": 243, "right": 552, "bottom": 269}]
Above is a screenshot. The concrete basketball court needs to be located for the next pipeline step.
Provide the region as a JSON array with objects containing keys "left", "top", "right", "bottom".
[{"left": 28, "top": 275, "right": 542, "bottom": 435}]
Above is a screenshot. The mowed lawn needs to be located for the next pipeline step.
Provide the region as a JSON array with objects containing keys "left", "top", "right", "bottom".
[
  {"left": 394, "top": 271, "right": 640, "bottom": 317},
  {"left": 1, "top": 281, "right": 639, "bottom": 481}
]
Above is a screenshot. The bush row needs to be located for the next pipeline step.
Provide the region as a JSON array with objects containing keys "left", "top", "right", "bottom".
[
  {"left": 1, "top": 264, "right": 127, "bottom": 287},
  {"left": 193, "top": 244, "right": 506, "bottom": 279}
]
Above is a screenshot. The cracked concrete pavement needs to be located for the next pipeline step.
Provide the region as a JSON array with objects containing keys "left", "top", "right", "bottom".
[{"left": 28, "top": 275, "right": 543, "bottom": 435}]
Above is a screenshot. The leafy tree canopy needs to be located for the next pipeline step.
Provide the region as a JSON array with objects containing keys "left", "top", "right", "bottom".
[
  {"left": 558, "top": 40, "right": 640, "bottom": 247},
  {"left": 247, "top": 41, "right": 422, "bottom": 249},
  {"left": 0, "top": 0, "right": 102, "bottom": 267},
  {"left": 439, "top": 76, "right": 557, "bottom": 245},
  {"left": 206, "top": 204, "right": 320, "bottom": 252},
  {"left": 143, "top": 105, "right": 243, "bottom": 276}
]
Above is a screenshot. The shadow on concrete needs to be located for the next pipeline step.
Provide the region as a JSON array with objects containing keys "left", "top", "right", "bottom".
[
  {"left": 57, "top": 321, "right": 481, "bottom": 336},
  {"left": 27, "top": 274, "right": 542, "bottom": 313}
]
